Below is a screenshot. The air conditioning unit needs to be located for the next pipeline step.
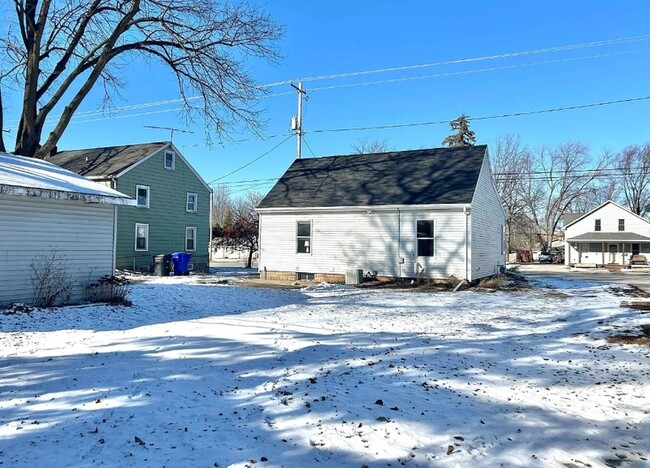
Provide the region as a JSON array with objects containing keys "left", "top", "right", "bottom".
[{"left": 345, "top": 269, "right": 363, "bottom": 285}]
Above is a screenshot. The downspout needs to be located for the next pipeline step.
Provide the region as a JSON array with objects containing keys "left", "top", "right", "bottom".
[
  {"left": 209, "top": 190, "right": 214, "bottom": 264},
  {"left": 397, "top": 208, "right": 401, "bottom": 279},
  {"left": 112, "top": 205, "right": 118, "bottom": 273},
  {"left": 464, "top": 207, "right": 469, "bottom": 281}
]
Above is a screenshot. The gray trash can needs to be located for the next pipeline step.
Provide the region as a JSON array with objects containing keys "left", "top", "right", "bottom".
[{"left": 153, "top": 254, "right": 172, "bottom": 276}]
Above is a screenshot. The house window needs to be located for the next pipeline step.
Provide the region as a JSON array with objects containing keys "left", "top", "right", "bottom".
[
  {"left": 297, "top": 221, "right": 311, "bottom": 253},
  {"left": 619, "top": 219, "right": 625, "bottom": 231},
  {"left": 135, "top": 223, "right": 149, "bottom": 251},
  {"left": 416, "top": 220, "right": 434, "bottom": 257},
  {"left": 186, "top": 227, "right": 196, "bottom": 251},
  {"left": 164, "top": 150, "right": 175, "bottom": 170},
  {"left": 594, "top": 219, "right": 601, "bottom": 231},
  {"left": 186, "top": 192, "right": 197, "bottom": 212},
  {"left": 136, "top": 185, "right": 150, "bottom": 208}
]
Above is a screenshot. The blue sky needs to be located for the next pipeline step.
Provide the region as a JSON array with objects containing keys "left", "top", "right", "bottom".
[{"left": 3, "top": 1, "right": 650, "bottom": 196}]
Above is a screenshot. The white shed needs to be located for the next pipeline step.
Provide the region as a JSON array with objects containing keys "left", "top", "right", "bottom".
[
  {"left": 0, "top": 152, "right": 134, "bottom": 306},
  {"left": 564, "top": 200, "right": 650, "bottom": 267},
  {"left": 256, "top": 146, "right": 506, "bottom": 282}
]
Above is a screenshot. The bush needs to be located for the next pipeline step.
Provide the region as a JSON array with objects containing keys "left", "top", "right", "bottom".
[
  {"left": 85, "top": 275, "right": 132, "bottom": 305},
  {"left": 29, "top": 250, "right": 73, "bottom": 307}
]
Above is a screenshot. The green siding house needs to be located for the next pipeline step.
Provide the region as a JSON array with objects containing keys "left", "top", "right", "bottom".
[{"left": 49, "top": 142, "right": 212, "bottom": 272}]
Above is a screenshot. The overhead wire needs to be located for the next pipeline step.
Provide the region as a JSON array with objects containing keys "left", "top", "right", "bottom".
[{"left": 207, "top": 135, "right": 293, "bottom": 184}]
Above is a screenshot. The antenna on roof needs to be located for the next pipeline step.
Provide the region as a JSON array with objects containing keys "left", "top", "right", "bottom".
[{"left": 144, "top": 125, "right": 193, "bottom": 141}]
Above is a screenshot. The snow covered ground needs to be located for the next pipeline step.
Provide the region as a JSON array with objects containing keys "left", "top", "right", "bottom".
[{"left": 1, "top": 274, "right": 649, "bottom": 467}]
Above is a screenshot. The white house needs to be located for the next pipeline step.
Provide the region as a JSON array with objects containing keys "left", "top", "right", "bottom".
[
  {"left": 0, "top": 152, "right": 134, "bottom": 306},
  {"left": 256, "top": 145, "right": 506, "bottom": 282},
  {"left": 564, "top": 200, "right": 650, "bottom": 267}
]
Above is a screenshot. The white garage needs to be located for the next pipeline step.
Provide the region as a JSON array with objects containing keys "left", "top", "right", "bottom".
[{"left": 0, "top": 152, "right": 134, "bottom": 306}]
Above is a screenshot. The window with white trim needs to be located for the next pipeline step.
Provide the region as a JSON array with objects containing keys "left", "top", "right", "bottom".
[
  {"left": 186, "top": 227, "right": 196, "bottom": 251},
  {"left": 416, "top": 220, "right": 434, "bottom": 257},
  {"left": 186, "top": 192, "right": 197, "bottom": 212},
  {"left": 164, "top": 150, "right": 175, "bottom": 170},
  {"left": 135, "top": 223, "right": 149, "bottom": 251},
  {"left": 297, "top": 221, "right": 311, "bottom": 254},
  {"left": 136, "top": 185, "right": 150, "bottom": 208}
]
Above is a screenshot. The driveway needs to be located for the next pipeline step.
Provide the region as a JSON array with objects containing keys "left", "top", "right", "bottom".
[{"left": 512, "top": 263, "right": 650, "bottom": 293}]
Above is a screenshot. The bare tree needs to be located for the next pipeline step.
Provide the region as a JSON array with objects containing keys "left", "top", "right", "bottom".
[
  {"left": 617, "top": 143, "right": 650, "bottom": 216},
  {"left": 490, "top": 134, "right": 533, "bottom": 252},
  {"left": 526, "top": 142, "right": 609, "bottom": 251},
  {"left": 351, "top": 137, "right": 393, "bottom": 154},
  {"left": 211, "top": 184, "right": 233, "bottom": 230},
  {"left": 442, "top": 114, "right": 476, "bottom": 148},
  {"left": 213, "top": 191, "right": 263, "bottom": 268},
  {"left": 0, "top": 0, "right": 282, "bottom": 158}
]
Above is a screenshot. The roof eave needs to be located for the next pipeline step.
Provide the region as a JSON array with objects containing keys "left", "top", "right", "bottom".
[
  {"left": 257, "top": 203, "right": 471, "bottom": 213},
  {"left": 0, "top": 184, "right": 136, "bottom": 206}
]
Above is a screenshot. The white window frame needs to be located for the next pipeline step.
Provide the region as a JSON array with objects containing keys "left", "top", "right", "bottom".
[
  {"left": 186, "top": 192, "right": 197, "bottom": 213},
  {"left": 135, "top": 223, "right": 149, "bottom": 251},
  {"left": 416, "top": 219, "right": 435, "bottom": 257},
  {"left": 185, "top": 226, "right": 197, "bottom": 251},
  {"left": 164, "top": 150, "right": 175, "bottom": 170},
  {"left": 135, "top": 184, "right": 150, "bottom": 208},
  {"left": 296, "top": 220, "right": 312, "bottom": 254}
]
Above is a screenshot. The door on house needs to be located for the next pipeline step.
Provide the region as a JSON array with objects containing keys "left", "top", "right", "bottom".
[
  {"left": 608, "top": 243, "right": 618, "bottom": 264},
  {"left": 633, "top": 243, "right": 640, "bottom": 256}
]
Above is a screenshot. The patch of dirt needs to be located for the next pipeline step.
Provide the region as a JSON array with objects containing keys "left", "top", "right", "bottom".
[
  {"left": 609, "top": 285, "right": 650, "bottom": 298},
  {"left": 357, "top": 273, "right": 531, "bottom": 292},
  {"left": 608, "top": 324, "right": 650, "bottom": 346}
]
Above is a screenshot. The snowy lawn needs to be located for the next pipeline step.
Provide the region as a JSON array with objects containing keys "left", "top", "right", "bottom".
[{"left": 1, "top": 275, "right": 649, "bottom": 467}]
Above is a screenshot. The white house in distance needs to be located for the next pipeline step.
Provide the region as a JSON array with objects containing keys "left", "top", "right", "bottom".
[
  {"left": 564, "top": 200, "right": 650, "bottom": 267},
  {"left": 256, "top": 145, "right": 506, "bottom": 282},
  {"left": 0, "top": 152, "right": 134, "bottom": 306}
]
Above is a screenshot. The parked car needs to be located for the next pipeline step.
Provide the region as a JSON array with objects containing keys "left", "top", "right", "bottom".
[{"left": 538, "top": 251, "right": 555, "bottom": 263}]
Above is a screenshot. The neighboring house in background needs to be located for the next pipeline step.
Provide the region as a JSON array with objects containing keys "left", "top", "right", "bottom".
[
  {"left": 256, "top": 145, "right": 506, "bottom": 282},
  {"left": 0, "top": 152, "right": 133, "bottom": 306},
  {"left": 49, "top": 142, "right": 212, "bottom": 272},
  {"left": 564, "top": 200, "right": 650, "bottom": 267},
  {"left": 211, "top": 240, "right": 258, "bottom": 261}
]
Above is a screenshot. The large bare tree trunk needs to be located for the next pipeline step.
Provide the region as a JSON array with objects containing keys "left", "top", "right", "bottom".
[{"left": 2, "top": 0, "right": 281, "bottom": 157}]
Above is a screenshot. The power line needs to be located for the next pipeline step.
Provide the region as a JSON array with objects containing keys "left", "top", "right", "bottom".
[
  {"left": 307, "top": 95, "right": 650, "bottom": 135},
  {"left": 297, "top": 33, "right": 650, "bottom": 83},
  {"left": 308, "top": 49, "right": 650, "bottom": 93},
  {"left": 207, "top": 135, "right": 292, "bottom": 184}
]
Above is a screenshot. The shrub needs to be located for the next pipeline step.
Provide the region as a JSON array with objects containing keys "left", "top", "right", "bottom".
[
  {"left": 29, "top": 250, "right": 73, "bottom": 307},
  {"left": 85, "top": 275, "right": 132, "bottom": 305}
]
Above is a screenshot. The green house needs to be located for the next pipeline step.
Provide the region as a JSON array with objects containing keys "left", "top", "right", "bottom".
[{"left": 49, "top": 142, "right": 212, "bottom": 272}]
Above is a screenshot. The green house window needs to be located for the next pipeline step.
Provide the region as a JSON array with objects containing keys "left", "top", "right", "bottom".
[
  {"left": 136, "top": 185, "right": 149, "bottom": 208},
  {"left": 135, "top": 223, "right": 149, "bottom": 251},
  {"left": 186, "top": 227, "right": 196, "bottom": 251}
]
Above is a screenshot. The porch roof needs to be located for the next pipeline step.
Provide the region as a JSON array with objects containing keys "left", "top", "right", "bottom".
[{"left": 567, "top": 232, "right": 650, "bottom": 242}]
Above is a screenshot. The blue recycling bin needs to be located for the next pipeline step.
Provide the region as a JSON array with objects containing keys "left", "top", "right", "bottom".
[{"left": 171, "top": 252, "right": 192, "bottom": 275}]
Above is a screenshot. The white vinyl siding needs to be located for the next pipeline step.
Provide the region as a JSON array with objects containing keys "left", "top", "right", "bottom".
[
  {"left": 0, "top": 195, "right": 116, "bottom": 305},
  {"left": 470, "top": 154, "right": 507, "bottom": 279},
  {"left": 259, "top": 208, "right": 468, "bottom": 280}
]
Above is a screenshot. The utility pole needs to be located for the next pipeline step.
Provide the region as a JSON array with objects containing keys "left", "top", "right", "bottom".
[
  {"left": 290, "top": 81, "right": 307, "bottom": 159},
  {"left": 144, "top": 125, "right": 194, "bottom": 141}
]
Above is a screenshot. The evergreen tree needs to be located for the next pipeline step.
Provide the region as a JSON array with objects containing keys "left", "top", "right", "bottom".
[{"left": 442, "top": 114, "right": 476, "bottom": 147}]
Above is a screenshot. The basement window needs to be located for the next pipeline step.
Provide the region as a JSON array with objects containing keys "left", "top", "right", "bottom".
[
  {"left": 297, "top": 221, "right": 311, "bottom": 254},
  {"left": 416, "top": 220, "right": 434, "bottom": 257}
]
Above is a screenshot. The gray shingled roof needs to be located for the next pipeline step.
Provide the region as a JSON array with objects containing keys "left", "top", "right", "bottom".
[
  {"left": 566, "top": 232, "right": 650, "bottom": 242},
  {"left": 47, "top": 142, "right": 168, "bottom": 177},
  {"left": 257, "top": 145, "right": 488, "bottom": 209},
  {"left": 563, "top": 213, "right": 583, "bottom": 226}
]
